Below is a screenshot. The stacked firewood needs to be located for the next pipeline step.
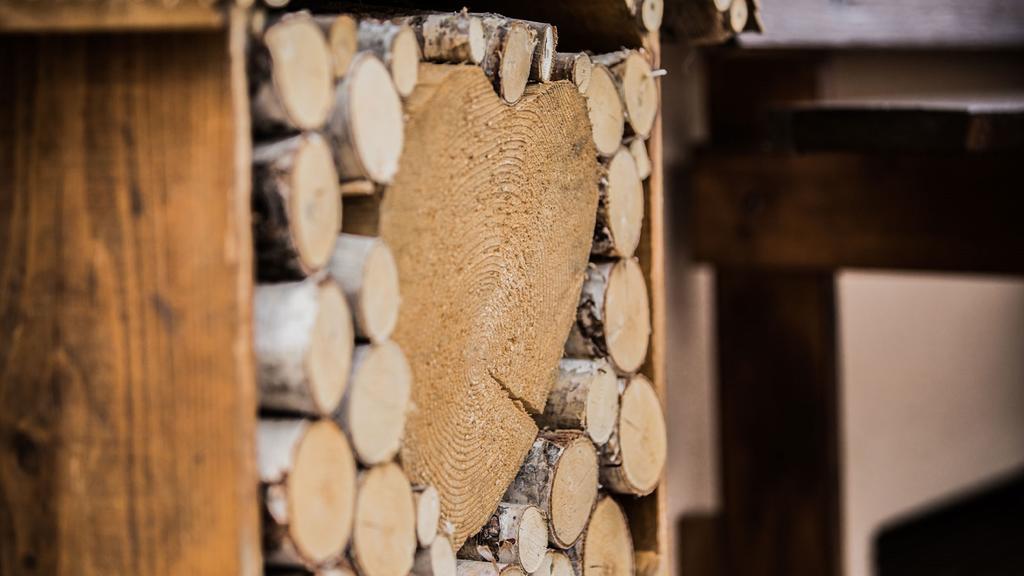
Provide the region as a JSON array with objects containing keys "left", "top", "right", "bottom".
[{"left": 676, "top": 0, "right": 763, "bottom": 43}]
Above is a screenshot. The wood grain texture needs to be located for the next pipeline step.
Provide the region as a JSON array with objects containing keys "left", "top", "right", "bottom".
[
  {"left": 0, "top": 0, "right": 223, "bottom": 33},
  {"left": 0, "top": 30, "right": 259, "bottom": 575},
  {"left": 692, "top": 152, "right": 1024, "bottom": 274}
]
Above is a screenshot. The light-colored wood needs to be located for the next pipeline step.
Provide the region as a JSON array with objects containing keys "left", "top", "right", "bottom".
[
  {"left": 255, "top": 279, "right": 353, "bottom": 416},
  {"left": 638, "top": 0, "right": 664, "bottom": 31},
  {"left": 457, "top": 503, "right": 547, "bottom": 573},
  {"left": 351, "top": 463, "right": 418, "bottom": 576},
  {"left": 0, "top": 0, "right": 223, "bottom": 32},
  {"left": 600, "top": 375, "right": 667, "bottom": 495},
  {"left": 479, "top": 16, "right": 536, "bottom": 104},
  {"left": 415, "top": 486, "right": 442, "bottom": 548},
  {"left": 252, "top": 132, "right": 341, "bottom": 280},
  {"left": 456, "top": 561, "right": 525, "bottom": 576},
  {"left": 413, "top": 535, "right": 457, "bottom": 576},
  {"left": 566, "top": 497, "right": 634, "bottom": 576},
  {"left": 384, "top": 64, "right": 598, "bottom": 546},
  {"left": 536, "top": 550, "right": 574, "bottom": 576},
  {"left": 565, "top": 258, "right": 652, "bottom": 375},
  {"left": 335, "top": 341, "right": 411, "bottom": 465},
  {"left": 537, "top": 359, "right": 620, "bottom": 444},
  {"left": 251, "top": 13, "right": 335, "bottom": 133},
  {"left": 728, "top": 0, "right": 749, "bottom": 34},
  {"left": 326, "top": 233, "right": 401, "bottom": 343},
  {"left": 550, "top": 52, "right": 592, "bottom": 93},
  {"left": 526, "top": 21, "right": 557, "bottom": 83},
  {"left": 327, "top": 52, "right": 405, "bottom": 184},
  {"left": 315, "top": 14, "right": 359, "bottom": 79},
  {"left": 629, "top": 137, "right": 652, "bottom": 180},
  {"left": 503, "top": 431, "right": 599, "bottom": 549},
  {"left": 259, "top": 419, "right": 357, "bottom": 568},
  {"left": 0, "top": 29, "right": 260, "bottom": 575},
  {"left": 612, "top": 51, "right": 659, "bottom": 138},
  {"left": 339, "top": 179, "right": 377, "bottom": 197},
  {"left": 400, "top": 12, "right": 486, "bottom": 64},
  {"left": 593, "top": 147, "right": 645, "bottom": 258},
  {"left": 358, "top": 20, "right": 421, "bottom": 98},
  {"left": 586, "top": 65, "right": 625, "bottom": 157}
]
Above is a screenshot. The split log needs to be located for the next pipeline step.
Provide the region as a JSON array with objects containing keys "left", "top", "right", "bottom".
[
  {"left": 384, "top": 64, "right": 598, "bottom": 545},
  {"left": 314, "top": 14, "right": 359, "bottom": 80},
  {"left": 593, "top": 50, "right": 658, "bottom": 139},
  {"left": 415, "top": 485, "right": 442, "bottom": 547},
  {"left": 565, "top": 497, "right": 633, "bottom": 576},
  {"left": 399, "top": 12, "right": 486, "bottom": 64},
  {"left": 550, "top": 52, "right": 592, "bottom": 93},
  {"left": 335, "top": 341, "right": 412, "bottom": 465},
  {"left": 327, "top": 52, "right": 404, "bottom": 184},
  {"left": 456, "top": 562, "right": 524, "bottom": 576},
  {"left": 502, "top": 432, "right": 599, "bottom": 549},
  {"left": 593, "top": 147, "right": 644, "bottom": 258},
  {"left": 599, "top": 374, "right": 666, "bottom": 496},
  {"left": 326, "top": 233, "right": 400, "bottom": 343},
  {"left": 479, "top": 16, "right": 537, "bottom": 104},
  {"left": 351, "top": 463, "right": 418, "bottom": 576},
  {"left": 565, "top": 258, "right": 651, "bottom": 374},
  {"left": 358, "top": 20, "right": 421, "bottom": 98},
  {"left": 628, "top": 137, "right": 652, "bottom": 181},
  {"left": 413, "top": 536, "right": 457, "bottom": 576},
  {"left": 457, "top": 503, "right": 547, "bottom": 573},
  {"left": 259, "top": 419, "right": 357, "bottom": 568},
  {"left": 536, "top": 551, "right": 573, "bottom": 576},
  {"left": 255, "top": 279, "right": 354, "bottom": 416},
  {"left": 587, "top": 65, "right": 625, "bottom": 157},
  {"left": 536, "top": 358, "right": 620, "bottom": 444},
  {"left": 728, "top": 0, "right": 749, "bottom": 34},
  {"left": 251, "top": 12, "right": 334, "bottom": 133},
  {"left": 253, "top": 132, "right": 340, "bottom": 280}
]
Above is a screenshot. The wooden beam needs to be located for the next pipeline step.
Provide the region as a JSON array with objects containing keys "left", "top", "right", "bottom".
[
  {"left": 0, "top": 29, "right": 258, "bottom": 575},
  {"left": 692, "top": 152, "right": 1024, "bottom": 274},
  {"left": 0, "top": 0, "right": 224, "bottom": 33},
  {"left": 716, "top": 270, "right": 841, "bottom": 576}
]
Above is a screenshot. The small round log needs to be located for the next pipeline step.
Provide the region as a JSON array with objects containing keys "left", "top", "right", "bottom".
[
  {"left": 536, "top": 550, "right": 573, "bottom": 576},
  {"left": 593, "top": 147, "right": 644, "bottom": 258},
  {"left": 628, "top": 137, "right": 652, "bottom": 181},
  {"left": 565, "top": 497, "right": 633, "bottom": 576},
  {"left": 335, "top": 341, "right": 412, "bottom": 465},
  {"left": 326, "top": 233, "right": 400, "bottom": 343},
  {"left": 351, "top": 463, "right": 418, "bottom": 576},
  {"left": 728, "top": 0, "right": 749, "bottom": 33},
  {"left": 413, "top": 535, "right": 457, "bottom": 576},
  {"left": 600, "top": 374, "right": 667, "bottom": 496},
  {"left": 586, "top": 65, "right": 625, "bottom": 157},
  {"left": 415, "top": 485, "right": 442, "bottom": 548},
  {"left": 550, "top": 52, "right": 592, "bottom": 93},
  {"left": 457, "top": 503, "right": 548, "bottom": 573},
  {"left": 479, "top": 16, "right": 536, "bottom": 105},
  {"left": 400, "top": 12, "right": 486, "bottom": 64},
  {"left": 456, "top": 561, "right": 524, "bottom": 576},
  {"left": 638, "top": 0, "right": 664, "bottom": 31},
  {"left": 358, "top": 20, "right": 421, "bottom": 98},
  {"left": 314, "top": 14, "right": 359, "bottom": 80},
  {"left": 537, "top": 358, "right": 620, "bottom": 445}
]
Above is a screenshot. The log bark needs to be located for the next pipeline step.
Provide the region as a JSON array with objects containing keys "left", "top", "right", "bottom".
[
  {"left": 255, "top": 278, "right": 354, "bottom": 416},
  {"left": 593, "top": 147, "right": 645, "bottom": 258},
  {"left": 314, "top": 14, "right": 358, "bottom": 79},
  {"left": 565, "top": 497, "right": 634, "bottom": 576},
  {"left": 334, "top": 341, "right": 412, "bottom": 465},
  {"left": 358, "top": 19, "right": 420, "bottom": 97},
  {"left": 586, "top": 65, "right": 625, "bottom": 157},
  {"left": 596, "top": 50, "right": 658, "bottom": 139},
  {"left": 629, "top": 137, "right": 652, "bottom": 180},
  {"left": 456, "top": 561, "right": 525, "bottom": 576},
  {"left": 550, "top": 52, "right": 592, "bottom": 93},
  {"left": 253, "top": 132, "right": 341, "bottom": 280},
  {"left": 326, "top": 233, "right": 401, "bottom": 343},
  {"left": 599, "top": 374, "right": 667, "bottom": 496},
  {"left": 415, "top": 485, "right": 442, "bottom": 547},
  {"left": 503, "top": 431, "right": 599, "bottom": 549},
  {"left": 564, "top": 258, "right": 651, "bottom": 374},
  {"left": 479, "top": 15, "right": 537, "bottom": 104},
  {"left": 398, "top": 12, "right": 486, "bottom": 64},
  {"left": 457, "top": 503, "right": 548, "bottom": 572},
  {"left": 537, "top": 359, "right": 620, "bottom": 444},
  {"left": 251, "top": 12, "right": 335, "bottom": 133},
  {"left": 385, "top": 64, "right": 598, "bottom": 546},
  {"left": 351, "top": 463, "right": 418, "bottom": 576},
  {"left": 259, "top": 419, "right": 357, "bottom": 568},
  {"left": 327, "top": 52, "right": 405, "bottom": 184},
  {"left": 414, "top": 536, "right": 457, "bottom": 576},
  {"left": 525, "top": 20, "right": 557, "bottom": 83}
]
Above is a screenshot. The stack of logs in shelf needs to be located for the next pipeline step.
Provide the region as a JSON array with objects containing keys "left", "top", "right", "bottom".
[{"left": 248, "top": 4, "right": 665, "bottom": 576}]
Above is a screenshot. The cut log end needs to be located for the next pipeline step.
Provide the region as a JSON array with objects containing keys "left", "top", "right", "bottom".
[
  {"left": 496, "top": 23, "right": 535, "bottom": 104},
  {"left": 729, "top": 0, "right": 749, "bottom": 33},
  {"left": 253, "top": 13, "right": 334, "bottom": 132},
  {"left": 307, "top": 281, "right": 354, "bottom": 414},
  {"left": 411, "top": 13, "right": 487, "bottom": 64},
  {"left": 617, "top": 52, "right": 658, "bottom": 139},
  {"left": 548, "top": 435, "right": 599, "bottom": 548},
  {"left": 391, "top": 26, "right": 422, "bottom": 97},
  {"left": 594, "top": 147, "right": 644, "bottom": 258},
  {"left": 328, "top": 234, "right": 400, "bottom": 343},
  {"left": 639, "top": 0, "right": 665, "bottom": 31},
  {"left": 339, "top": 341, "right": 412, "bottom": 465},
  {"left": 415, "top": 485, "right": 442, "bottom": 548},
  {"left": 569, "top": 496, "right": 633, "bottom": 576},
  {"left": 539, "top": 358, "right": 619, "bottom": 445},
  {"left": 459, "top": 503, "right": 547, "bottom": 572},
  {"left": 532, "top": 25, "right": 556, "bottom": 83},
  {"left": 587, "top": 65, "right": 625, "bottom": 157},
  {"left": 551, "top": 52, "right": 592, "bottom": 93},
  {"left": 601, "top": 374, "right": 666, "bottom": 495},
  {"left": 352, "top": 463, "right": 418, "bottom": 576},
  {"left": 317, "top": 14, "right": 358, "bottom": 80},
  {"left": 515, "top": 505, "right": 548, "bottom": 572},
  {"left": 414, "top": 535, "right": 457, "bottom": 576},
  {"left": 629, "top": 138, "right": 652, "bottom": 181},
  {"left": 537, "top": 551, "right": 574, "bottom": 576},
  {"left": 456, "top": 561, "right": 525, "bottom": 576},
  {"left": 329, "top": 53, "right": 404, "bottom": 184}
]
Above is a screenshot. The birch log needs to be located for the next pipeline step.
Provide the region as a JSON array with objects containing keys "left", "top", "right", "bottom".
[
  {"left": 260, "top": 419, "right": 357, "bottom": 568},
  {"left": 351, "top": 463, "right": 418, "bottom": 576},
  {"left": 326, "top": 233, "right": 400, "bottom": 343},
  {"left": 550, "top": 52, "right": 592, "bottom": 93},
  {"left": 253, "top": 133, "right": 340, "bottom": 280},
  {"left": 536, "top": 358, "right": 619, "bottom": 444},
  {"left": 565, "top": 258, "right": 651, "bottom": 374},
  {"left": 457, "top": 503, "right": 547, "bottom": 573},
  {"left": 398, "top": 12, "right": 486, "bottom": 64},
  {"left": 525, "top": 20, "right": 556, "bottom": 83},
  {"left": 456, "top": 562, "right": 524, "bottom": 576},
  {"left": 565, "top": 497, "right": 633, "bottom": 576},
  {"left": 593, "top": 147, "right": 644, "bottom": 259},
  {"left": 600, "top": 375, "right": 666, "bottom": 496},
  {"left": 536, "top": 551, "right": 573, "bottom": 576},
  {"left": 251, "top": 12, "right": 334, "bottom": 133},
  {"left": 358, "top": 20, "right": 421, "bottom": 98},
  {"left": 327, "top": 52, "right": 404, "bottom": 184},
  {"left": 503, "top": 432, "right": 599, "bottom": 549},
  {"left": 593, "top": 51, "right": 658, "bottom": 139},
  {"left": 414, "top": 536, "right": 457, "bottom": 576},
  {"left": 415, "top": 485, "right": 442, "bottom": 547},
  {"left": 479, "top": 16, "right": 536, "bottom": 104},
  {"left": 586, "top": 65, "right": 625, "bottom": 157},
  {"left": 255, "top": 279, "right": 353, "bottom": 416},
  {"left": 728, "top": 0, "right": 749, "bottom": 33},
  {"left": 314, "top": 14, "right": 359, "bottom": 80},
  {"left": 629, "top": 137, "right": 652, "bottom": 181},
  {"left": 335, "top": 341, "right": 411, "bottom": 465}
]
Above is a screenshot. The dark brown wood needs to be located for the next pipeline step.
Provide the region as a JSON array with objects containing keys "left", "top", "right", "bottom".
[
  {"left": 715, "top": 270, "right": 840, "bottom": 576},
  {"left": 0, "top": 0, "right": 222, "bottom": 32},
  {"left": 0, "top": 31, "right": 259, "bottom": 575},
  {"left": 675, "top": 514, "right": 720, "bottom": 576},
  {"left": 692, "top": 152, "right": 1024, "bottom": 274},
  {"left": 770, "top": 104, "right": 1024, "bottom": 153}
]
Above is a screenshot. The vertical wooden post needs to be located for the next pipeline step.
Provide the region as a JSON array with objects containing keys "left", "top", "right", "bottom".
[
  {"left": 714, "top": 270, "right": 841, "bottom": 576},
  {"left": 0, "top": 29, "right": 259, "bottom": 576}
]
